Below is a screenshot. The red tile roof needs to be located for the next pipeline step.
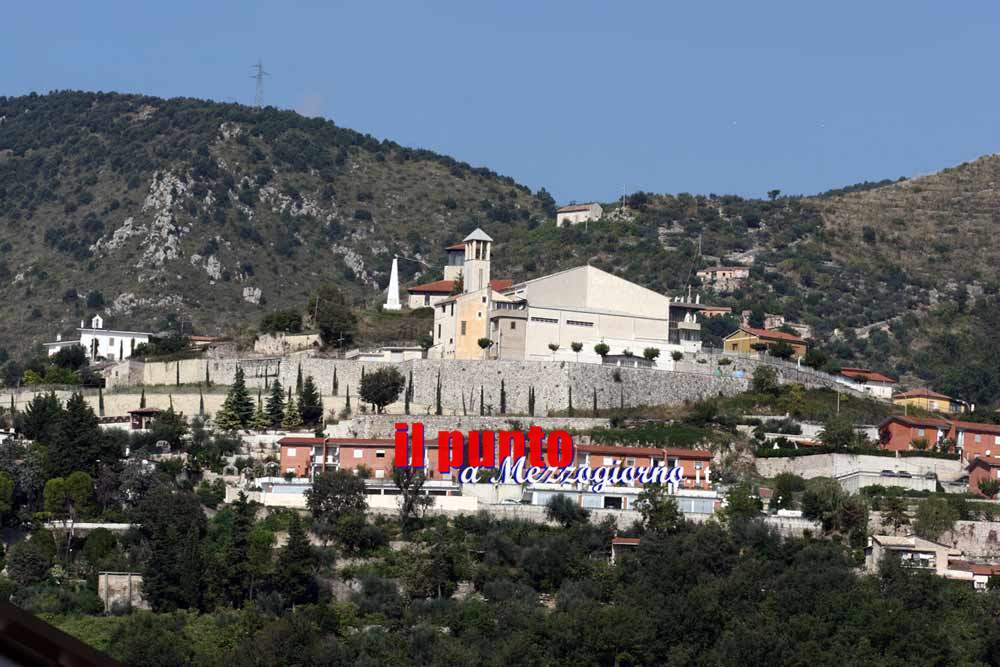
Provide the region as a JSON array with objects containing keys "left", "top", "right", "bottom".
[
  {"left": 408, "top": 278, "right": 513, "bottom": 294},
  {"left": 840, "top": 367, "right": 898, "bottom": 384},
  {"left": 612, "top": 537, "right": 641, "bottom": 546},
  {"left": 128, "top": 407, "right": 162, "bottom": 415},
  {"left": 881, "top": 415, "right": 952, "bottom": 429},
  {"left": 968, "top": 456, "right": 1000, "bottom": 469},
  {"left": 278, "top": 437, "right": 397, "bottom": 446},
  {"left": 951, "top": 420, "right": 1000, "bottom": 435},
  {"left": 895, "top": 387, "right": 953, "bottom": 401},
  {"left": 948, "top": 559, "right": 1000, "bottom": 576},
  {"left": 738, "top": 326, "right": 806, "bottom": 344}
]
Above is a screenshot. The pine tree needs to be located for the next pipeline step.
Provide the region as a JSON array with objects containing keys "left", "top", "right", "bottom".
[
  {"left": 140, "top": 387, "right": 146, "bottom": 409},
  {"left": 252, "top": 403, "right": 269, "bottom": 432},
  {"left": 332, "top": 367, "right": 339, "bottom": 396},
  {"left": 435, "top": 373, "right": 442, "bottom": 416},
  {"left": 479, "top": 385, "right": 485, "bottom": 416},
  {"left": 273, "top": 512, "right": 316, "bottom": 606},
  {"left": 295, "top": 362, "right": 303, "bottom": 396},
  {"left": 228, "top": 367, "right": 255, "bottom": 427},
  {"left": 98, "top": 386, "right": 105, "bottom": 417},
  {"left": 299, "top": 375, "right": 323, "bottom": 426},
  {"left": 593, "top": 387, "right": 598, "bottom": 417},
  {"left": 266, "top": 378, "right": 285, "bottom": 428},
  {"left": 568, "top": 386, "right": 574, "bottom": 417},
  {"left": 282, "top": 395, "right": 303, "bottom": 430},
  {"left": 215, "top": 397, "right": 243, "bottom": 433},
  {"left": 500, "top": 379, "right": 507, "bottom": 415}
]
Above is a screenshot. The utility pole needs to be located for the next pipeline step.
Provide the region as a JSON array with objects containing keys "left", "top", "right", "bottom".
[{"left": 251, "top": 59, "right": 270, "bottom": 108}]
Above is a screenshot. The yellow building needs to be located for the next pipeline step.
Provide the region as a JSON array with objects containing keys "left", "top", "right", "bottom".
[
  {"left": 892, "top": 388, "right": 967, "bottom": 414},
  {"left": 723, "top": 326, "right": 807, "bottom": 359}
]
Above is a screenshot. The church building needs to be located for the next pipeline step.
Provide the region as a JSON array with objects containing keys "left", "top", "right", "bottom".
[
  {"left": 427, "top": 228, "right": 704, "bottom": 364},
  {"left": 44, "top": 314, "right": 152, "bottom": 361}
]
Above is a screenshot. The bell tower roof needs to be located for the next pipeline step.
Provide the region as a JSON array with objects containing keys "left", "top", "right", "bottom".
[{"left": 463, "top": 228, "right": 493, "bottom": 243}]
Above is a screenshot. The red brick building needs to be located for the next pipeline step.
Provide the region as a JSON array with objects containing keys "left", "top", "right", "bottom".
[
  {"left": 279, "top": 436, "right": 444, "bottom": 481},
  {"left": 967, "top": 456, "right": 1000, "bottom": 497},
  {"left": 879, "top": 416, "right": 1000, "bottom": 463}
]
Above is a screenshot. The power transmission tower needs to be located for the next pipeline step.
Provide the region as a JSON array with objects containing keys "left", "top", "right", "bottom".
[{"left": 251, "top": 59, "right": 270, "bottom": 108}]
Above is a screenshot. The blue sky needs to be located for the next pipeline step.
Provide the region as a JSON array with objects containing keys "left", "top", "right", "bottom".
[{"left": 4, "top": 1, "right": 999, "bottom": 203}]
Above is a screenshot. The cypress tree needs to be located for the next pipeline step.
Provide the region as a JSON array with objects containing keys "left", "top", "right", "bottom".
[
  {"left": 333, "top": 367, "right": 339, "bottom": 396},
  {"left": 296, "top": 362, "right": 303, "bottom": 395},
  {"left": 169, "top": 393, "right": 173, "bottom": 411},
  {"left": 404, "top": 381, "right": 411, "bottom": 415},
  {"left": 199, "top": 387, "right": 205, "bottom": 417},
  {"left": 119, "top": 340, "right": 123, "bottom": 360},
  {"left": 266, "top": 378, "right": 285, "bottom": 428},
  {"left": 500, "top": 379, "right": 506, "bottom": 415},
  {"left": 620, "top": 385, "right": 625, "bottom": 410},
  {"left": 139, "top": 387, "right": 146, "bottom": 409},
  {"left": 479, "top": 386, "right": 485, "bottom": 416},
  {"left": 9, "top": 394, "right": 13, "bottom": 415},
  {"left": 346, "top": 385, "right": 351, "bottom": 412},
  {"left": 529, "top": 387, "right": 536, "bottom": 417},
  {"left": 461, "top": 391, "right": 467, "bottom": 416},
  {"left": 434, "top": 373, "right": 442, "bottom": 416},
  {"left": 593, "top": 387, "right": 598, "bottom": 417},
  {"left": 175, "top": 362, "right": 180, "bottom": 386},
  {"left": 568, "top": 387, "right": 574, "bottom": 417},
  {"left": 205, "top": 362, "right": 210, "bottom": 387},
  {"left": 98, "top": 386, "right": 105, "bottom": 417}
]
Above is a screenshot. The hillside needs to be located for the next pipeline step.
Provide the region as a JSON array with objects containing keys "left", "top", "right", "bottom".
[
  {"left": 2, "top": 91, "right": 1000, "bottom": 404},
  {"left": 0, "top": 91, "right": 552, "bottom": 354}
]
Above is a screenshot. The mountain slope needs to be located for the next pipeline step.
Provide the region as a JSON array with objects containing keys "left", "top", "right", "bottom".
[{"left": 0, "top": 91, "right": 551, "bottom": 353}]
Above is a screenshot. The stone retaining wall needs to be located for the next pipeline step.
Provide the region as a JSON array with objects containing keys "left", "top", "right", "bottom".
[{"left": 349, "top": 415, "right": 611, "bottom": 439}]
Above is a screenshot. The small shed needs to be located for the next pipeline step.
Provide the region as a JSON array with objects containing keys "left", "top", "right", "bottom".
[{"left": 128, "top": 407, "right": 161, "bottom": 430}]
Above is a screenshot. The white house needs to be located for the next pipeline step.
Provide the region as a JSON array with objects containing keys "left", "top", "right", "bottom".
[
  {"left": 44, "top": 314, "right": 152, "bottom": 361},
  {"left": 556, "top": 203, "right": 603, "bottom": 228}
]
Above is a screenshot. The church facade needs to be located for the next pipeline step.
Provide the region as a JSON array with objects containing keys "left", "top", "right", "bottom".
[{"left": 428, "top": 229, "right": 704, "bottom": 365}]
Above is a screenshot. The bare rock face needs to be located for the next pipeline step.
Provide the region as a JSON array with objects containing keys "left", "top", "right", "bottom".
[{"left": 138, "top": 171, "right": 193, "bottom": 273}]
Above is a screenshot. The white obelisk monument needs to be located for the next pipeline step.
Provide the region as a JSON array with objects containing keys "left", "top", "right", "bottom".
[{"left": 383, "top": 256, "right": 402, "bottom": 310}]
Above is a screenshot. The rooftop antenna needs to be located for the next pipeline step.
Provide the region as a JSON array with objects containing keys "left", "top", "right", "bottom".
[{"left": 251, "top": 59, "right": 270, "bottom": 108}]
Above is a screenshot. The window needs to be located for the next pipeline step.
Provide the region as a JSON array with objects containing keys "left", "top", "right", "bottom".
[
  {"left": 510, "top": 321, "right": 516, "bottom": 330},
  {"left": 461, "top": 321, "right": 467, "bottom": 335},
  {"left": 375, "top": 469, "right": 385, "bottom": 479},
  {"left": 566, "top": 320, "right": 594, "bottom": 327},
  {"left": 376, "top": 450, "right": 385, "bottom": 458},
  {"left": 285, "top": 467, "right": 296, "bottom": 474},
  {"left": 626, "top": 457, "right": 636, "bottom": 467},
  {"left": 482, "top": 296, "right": 487, "bottom": 303},
  {"left": 477, "top": 311, "right": 482, "bottom": 318},
  {"left": 287, "top": 448, "right": 297, "bottom": 457},
  {"left": 450, "top": 304, "right": 454, "bottom": 316},
  {"left": 976, "top": 434, "right": 983, "bottom": 443},
  {"left": 437, "top": 324, "right": 441, "bottom": 339},
  {"left": 917, "top": 429, "right": 925, "bottom": 437},
  {"left": 531, "top": 316, "right": 558, "bottom": 324},
  {"left": 424, "top": 294, "right": 430, "bottom": 306},
  {"left": 353, "top": 449, "right": 363, "bottom": 459},
  {"left": 108, "top": 337, "right": 116, "bottom": 345}
]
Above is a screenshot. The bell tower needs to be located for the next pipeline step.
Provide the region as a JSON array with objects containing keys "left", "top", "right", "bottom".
[{"left": 462, "top": 228, "right": 492, "bottom": 293}]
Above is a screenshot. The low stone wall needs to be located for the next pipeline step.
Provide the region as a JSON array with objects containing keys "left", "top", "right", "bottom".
[
  {"left": 755, "top": 453, "right": 963, "bottom": 483},
  {"left": 97, "top": 572, "right": 147, "bottom": 612},
  {"left": 349, "top": 415, "right": 611, "bottom": 439}
]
